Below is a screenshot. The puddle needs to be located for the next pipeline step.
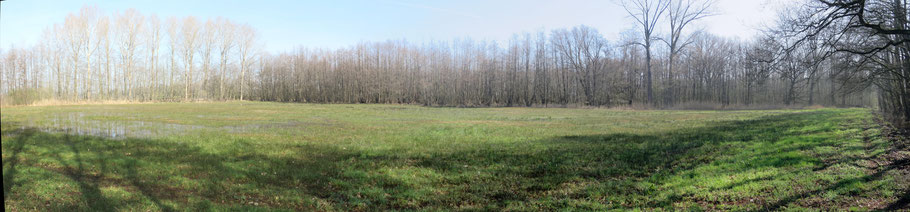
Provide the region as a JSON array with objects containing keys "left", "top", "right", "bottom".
[
  {"left": 10, "top": 112, "right": 339, "bottom": 139},
  {"left": 20, "top": 112, "right": 204, "bottom": 139}
]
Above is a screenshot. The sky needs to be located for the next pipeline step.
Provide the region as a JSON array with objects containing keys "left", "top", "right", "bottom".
[{"left": 0, "top": 0, "right": 789, "bottom": 53}]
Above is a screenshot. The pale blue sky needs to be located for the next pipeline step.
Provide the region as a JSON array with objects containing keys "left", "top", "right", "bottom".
[{"left": 0, "top": 0, "right": 787, "bottom": 53}]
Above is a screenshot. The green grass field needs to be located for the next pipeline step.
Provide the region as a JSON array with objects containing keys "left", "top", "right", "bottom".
[{"left": 2, "top": 102, "right": 908, "bottom": 211}]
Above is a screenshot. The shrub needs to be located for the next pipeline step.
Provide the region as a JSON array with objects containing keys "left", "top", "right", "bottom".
[{"left": 3, "top": 88, "right": 49, "bottom": 105}]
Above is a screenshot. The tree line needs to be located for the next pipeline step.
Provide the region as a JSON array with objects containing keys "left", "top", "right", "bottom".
[
  {"left": 2, "top": 0, "right": 902, "bottom": 124},
  {"left": 252, "top": 28, "right": 873, "bottom": 108},
  {"left": 1, "top": 6, "right": 258, "bottom": 103}
]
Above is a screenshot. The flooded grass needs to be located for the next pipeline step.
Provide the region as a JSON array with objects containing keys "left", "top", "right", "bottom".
[
  {"left": 2, "top": 102, "right": 908, "bottom": 211},
  {"left": 21, "top": 112, "right": 205, "bottom": 139}
]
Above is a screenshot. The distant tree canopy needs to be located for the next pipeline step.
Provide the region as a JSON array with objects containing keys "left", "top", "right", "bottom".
[{"left": 0, "top": 2, "right": 885, "bottom": 113}]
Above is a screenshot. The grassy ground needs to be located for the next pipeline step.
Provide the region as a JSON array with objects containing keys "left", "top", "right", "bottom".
[{"left": 1, "top": 102, "right": 907, "bottom": 211}]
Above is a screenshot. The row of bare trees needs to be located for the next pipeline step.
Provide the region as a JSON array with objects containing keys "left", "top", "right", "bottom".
[
  {"left": 250, "top": 26, "right": 871, "bottom": 108},
  {"left": 0, "top": 6, "right": 259, "bottom": 103},
  {"left": 0, "top": 3, "right": 878, "bottom": 110}
]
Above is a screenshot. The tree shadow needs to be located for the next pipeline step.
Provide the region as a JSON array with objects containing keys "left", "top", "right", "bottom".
[
  {"left": 2, "top": 124, "right": 32, "bottom": 209},
  {"left": 1, "top": 123, "right": 413, "bottom": 210},
  {"left": 884, "top": 189, "right": 909, "bottom": 211},
  {"left": 398, "top": 110, "right": 903, "bottom": 210},
  {"left": 759, "top": 158, "right": 908, "bottom": 211}
]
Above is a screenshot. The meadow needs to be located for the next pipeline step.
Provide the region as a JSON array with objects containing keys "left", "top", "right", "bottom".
[{"left": 1, "top": 102, "right": 907, "bottom": 211}]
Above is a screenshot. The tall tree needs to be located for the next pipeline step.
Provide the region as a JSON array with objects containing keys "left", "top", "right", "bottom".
[
  {"left": 115, "top": 9, "right": 145, "bottom": 100},
  {"left": 215, "top": 17, "right": 236, "bottom": 100},
  {"left": 146, "top": 14, "right": 162, "bottom": 100},
  {"left": 621, "top": 0, "right": 670, "bottom": 106},
  {"left": 237, "top": 24, "right": 258, "bottom": 101},
  {"left": 662, "top": 0, "right": 714, "bottom": 105},
  {"left": 63, "top": 11, "right": 87, "bottom": 100},
  {"left": 166, "top": 17, "right": 180, "bottom": 100},
  {"left": 179, "top": 16, "right": 201, "bottom": 101},
  {"left": 199, "top": 18, "right": 217, "bottom": 97},
  {"left": 551, "top": 26, "right": 609, "bottom": 105}
]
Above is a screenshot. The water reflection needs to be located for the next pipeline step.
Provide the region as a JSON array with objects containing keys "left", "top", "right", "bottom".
[
  {"left": 23, "top": 112, "right": 203, "bottom": 139},
  {"left": 10, "top": 112, "right": 323, "bottom": 139}
]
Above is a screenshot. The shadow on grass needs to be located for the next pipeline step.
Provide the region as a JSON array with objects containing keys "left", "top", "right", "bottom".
[
  {"left": 1, "top": 123, "right": 413, "bottom": 210},
  {"left": 2, "top": 124, "right": 32, "bottom": 209},
  {"left": 2, "top": 109, "right": 906, "bottom": 210},
  {"left": 415, "top": 112, "right": 823, "bottom": 201},
  {"left": 885, "top": 189, "right": 910, "bottom": 211},
  {"left": 404, "top": 110, "right": 905, "bottom": 210},
  {"left": 759, "top": 158, "right": 908, "bottom": 211}
]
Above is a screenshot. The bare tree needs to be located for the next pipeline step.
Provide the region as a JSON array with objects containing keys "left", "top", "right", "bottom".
[
  {"left": 63, "top": 11, "right": 87, "bottom": 100},
  {"left": 551, "top": 26, "right": 609, "bottom": 105},
  {"left": 180, "top": 16, "right": 201, "bottom": 101},
  {"left": 85, "top": 8, "right": 105, "bottom": 100},
  {"left": 776, "top": 0, "right": 910, "bottom": 126},
  {"left": 742, "top": 36, "right": 776, "bottom": 105},
  {"left": 237, "top": 24, "right": 258, "bottom": 101},
  {"left": 147, "top": 14, "right": 162, "bottom": 100},
  {"left": 619, "top": 29, "right": 644, "bottom": 105},
  {"left": 100, "top": 16, "right": 113, "bottom": 99},
  {"left": 115, "top": 9, "right": 145, "bottom": 100},
  {"left": 43, "top": 25, "right": 66, "bottom": 98},
  {"left": 661, "top": 0, "right": 714, "bottom": 105},
  {"left": 215, "top": 17, "right": 236, "bottom": 100},
  {"left": 620, "top": 0, "right": 670, "bottom": 106},
  {"left": 199, "top": 18, "right": 217, "bottom": 98},
  {"left": 166, "top": 17, "right": 180, "bottom": 100}
]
